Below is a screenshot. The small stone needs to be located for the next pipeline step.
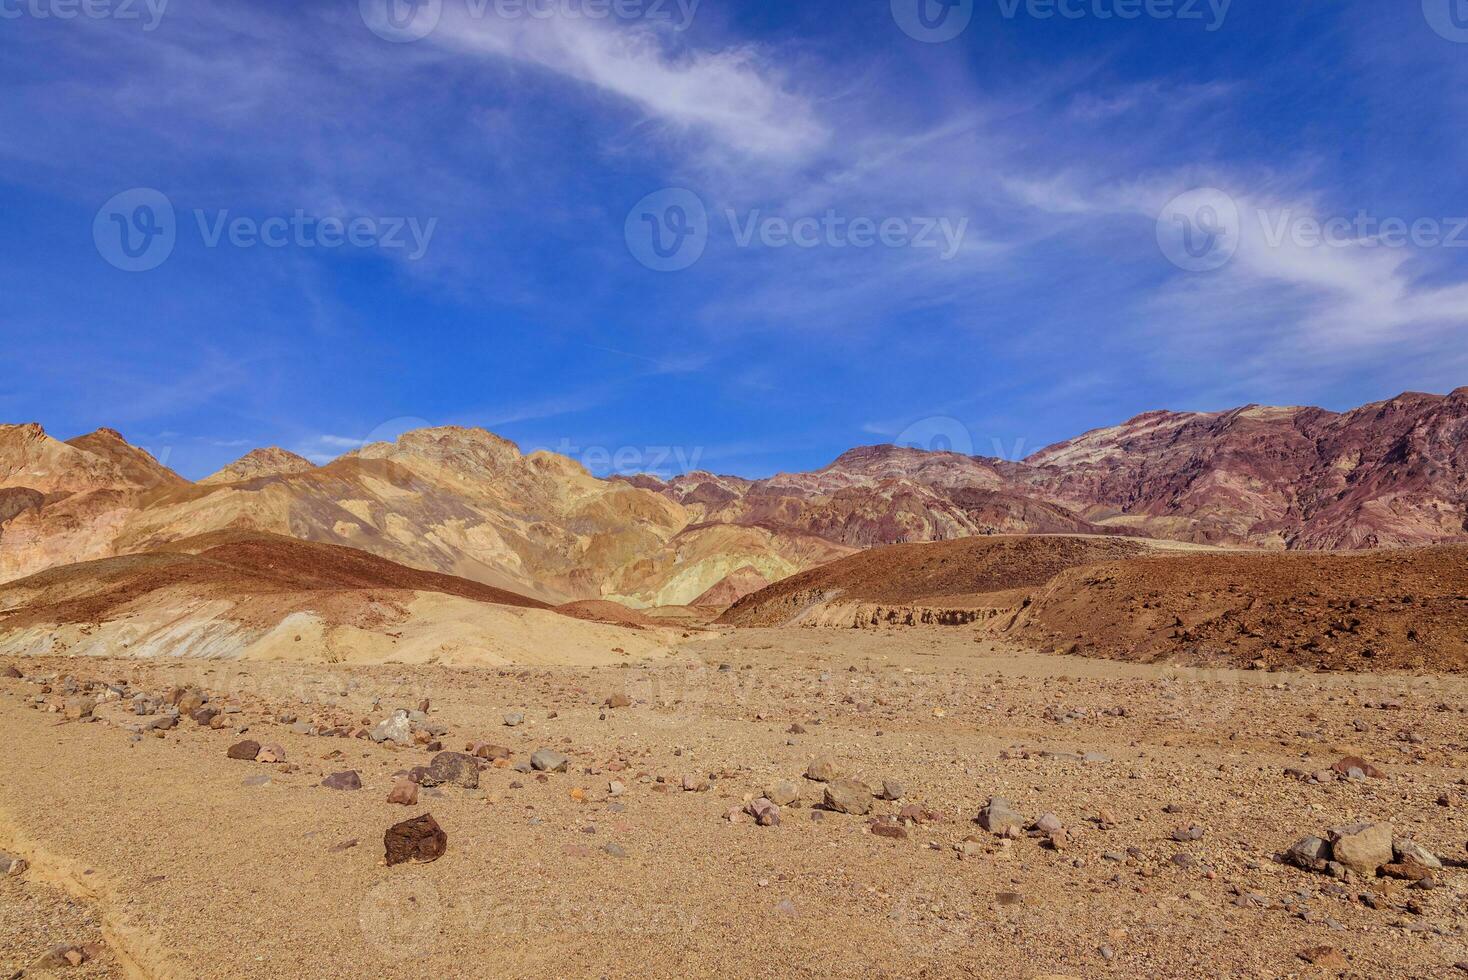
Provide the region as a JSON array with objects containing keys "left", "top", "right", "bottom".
[
  {"left": 746, "top": 798, "right": 781, "bottom": 827},
  {"left": 322, "top": 770, "right": 362, "bottom": 791},
  {"left": 804, "top": 756, "right": 840, "bottom": 782},
  {"left": 977, "top": 797, "right": 1026, "bottom": 835},
  {"left": 869, "top": 817, "right": 908, "bottom": 840},
  {"left": 608, "top": 780, "right": 626, "bottom": 797},
  {"left": 385, "top": 813, "right": 447, "bottom": 866},
  {"left": 503, "top": 712, "right": 525, "bottom": 727},
  {"left": 370, "top": 710, "right": 413, "bottom": 745},
  {"left": 1331, "top": 756, "right": 1385, "bottom": 779},
  {"left": 1392, "top": 840, "right": 1441, "bottom": 870},
  {"left": 681, "top": 774, "right": 710, "bottom": 793},
  {"left": 254, "top": 744, "right": 286, "bottom": 764},
  {"left": 1286, "top": 835, "right": 1331, "bottom": 870},
  {"left": 823, "top": 779, "right": 873, "bottom": 815},
  {"left": 191, "top": 707, "right": 219, "bottom": 726},
  {"left": 766, "top": 780, "right": 800, "bottom": 806},
  {"left": 467, "top": 741, "right": 511, "bottom": 761},
  {"left": 1032, "top": 813, "right": 1064, "bottom": 835},
  {"left": 1171, "top": 825, "right": 1205, "bottom": 843},
  {"left": 1, "top": 665, "right": 20, "bottom": 678},
  {"left": 62, "top": 696, "right": 96, "bottom": 721},
  {"left": 605, "top": 693, "right": 632, "bottom": 709},
  {"left": 1328, "top": 822, "right": 1394, "bottom": 876},
  {"left": 388, "top": 780, "right": 419, "bottom": 805},
  {"left": 1298, "top": 946, "right": 1347, "bottom": 968},
  {"left": 878, "top": 779, "right": 905, "bottom": 801},
  {"left": 420, "top": 752, "right": 480, "bottom": 789},
  {"left": 227, "top": 740, "right": 261, "bottom": 761},
  {"left": 530, "top": 748, "right": 569, "bottom": 773}
]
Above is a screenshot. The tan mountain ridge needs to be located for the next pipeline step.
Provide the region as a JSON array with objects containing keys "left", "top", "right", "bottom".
[{"left": 2, "top": 387, "right": 1465, "bottom": 606}]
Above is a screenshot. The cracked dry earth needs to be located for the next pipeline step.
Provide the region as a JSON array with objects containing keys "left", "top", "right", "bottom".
[{"left": 0, "top": 629, "right": 1465, "bottom": 979}]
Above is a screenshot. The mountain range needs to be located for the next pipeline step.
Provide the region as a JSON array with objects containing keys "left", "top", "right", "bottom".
[{"left": 2, "top": 388, "right": 1465, "bottom": 607}]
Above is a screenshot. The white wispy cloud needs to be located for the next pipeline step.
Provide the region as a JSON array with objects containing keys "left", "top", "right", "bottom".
[{"left": 430, "top": 11, "right": 827, "bottom": 161}]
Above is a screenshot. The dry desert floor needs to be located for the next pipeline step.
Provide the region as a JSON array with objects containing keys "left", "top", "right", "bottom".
[{"left": 1, "top": 628, "right": 1466, "bottom": 978}]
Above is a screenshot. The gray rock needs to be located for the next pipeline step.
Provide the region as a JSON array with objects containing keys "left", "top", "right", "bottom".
[
  {"left": 879, "top": 779, "right": 905, "bottom": 802},
  {"left": 1393, "top": 840, "right": 1442, "bottom": 870},
  {"left": 504, "top": 712, "right": 526, "bottom": 728},
  {"left": 977, "top": 797, "right": 1025, "bottom": 835},
  {"left": 530, "top": 748, "right": 569, "bottom": 773},
  {"left": 1286, "top": 835, "right": 1331, "bottom": 870},
  {"left": 370, "top": 709, "right": 413, "bottom": 746}
]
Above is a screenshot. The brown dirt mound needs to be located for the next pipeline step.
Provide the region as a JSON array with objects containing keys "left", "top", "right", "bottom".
[
  {"left": 1011, "top": 545, "right": 1468, "bottom": 672},
  {"left": 0, "top": 532, "right": 548, "bottom": 629},
  {"left": 720, "top": 535, "right": 1150, "bottom": 627},
  {"left": 554, "top": 599, "right": 659, "bottom": 629}
]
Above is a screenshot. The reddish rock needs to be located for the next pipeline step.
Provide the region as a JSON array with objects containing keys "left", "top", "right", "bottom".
[
  {"left": 385, "top": 813, "right": 447, "bottom": 866},
  {"left": 387, "top": 780, "right": 419, "bottom": 806},
  {"left": 322, "top": 770, "right": 362, "bottom": 791},
  {"left": 226, "top": 740, "right": 261, "bottom": 761}
]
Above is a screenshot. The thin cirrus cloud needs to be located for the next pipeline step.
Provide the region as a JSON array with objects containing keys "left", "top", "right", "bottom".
[{"left": 428, "top": 9, "right": 829, "bottom": 162}]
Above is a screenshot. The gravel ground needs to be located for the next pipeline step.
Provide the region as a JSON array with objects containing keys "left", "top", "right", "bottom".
[{"left": 0, "top": 629, "right": 1464, "bottom": 978}]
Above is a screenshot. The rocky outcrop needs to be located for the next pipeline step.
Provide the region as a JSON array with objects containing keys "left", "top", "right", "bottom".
[{"left": 200, "top": 447, "right": 316, "bottom": 485}]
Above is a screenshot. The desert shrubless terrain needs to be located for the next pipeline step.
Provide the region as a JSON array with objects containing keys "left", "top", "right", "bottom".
[{"left": 1, "top": 391, "right": 1467, "bottom": 977}]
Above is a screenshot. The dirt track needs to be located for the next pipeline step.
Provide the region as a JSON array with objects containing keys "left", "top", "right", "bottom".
[{"left": 1, "top": 629, "right": 1465, "bottom": 978}]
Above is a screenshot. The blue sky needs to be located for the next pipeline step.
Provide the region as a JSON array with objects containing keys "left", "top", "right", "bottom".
[{"left": 2, "top": 0, "right": 1466, "bottom": 480}]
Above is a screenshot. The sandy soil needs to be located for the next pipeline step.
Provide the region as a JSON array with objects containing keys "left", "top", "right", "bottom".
[{"left": 0, "top": 628, "right": 1465, "bottom": 978}]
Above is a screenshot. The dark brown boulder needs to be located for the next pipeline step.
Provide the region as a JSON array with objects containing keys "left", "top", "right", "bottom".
[
  {"left": 385, "top": 813, "right": 447, "bottom": 866},
  {"left": 226, "top": 740, "right": 261, "bottom": 760}
]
